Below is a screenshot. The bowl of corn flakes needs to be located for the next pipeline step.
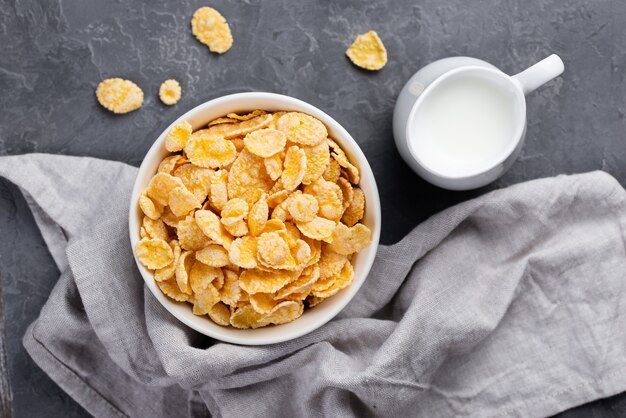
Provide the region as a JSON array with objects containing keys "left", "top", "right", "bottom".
[{"left": 129, "top": 92, "right": 381, "bottom": 345}]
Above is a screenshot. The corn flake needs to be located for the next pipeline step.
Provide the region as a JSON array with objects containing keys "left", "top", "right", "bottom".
[
  {"left": 158, "top": 279, "right": 192, "bottom": 302},
  {"left": 327, "top": 223, "right": 371, "bottom": 255},
  {"left": 276, "top": 112, "right": 327, "bottom": 146},
  {"left": 227, "top": 110, "right": 266, "bottom": 121},
  {"left": 264, "top": 153, "right": 284, "bottom": 181},
  {"left": 248, "top": 193, "right": 269, "bottom": 236},
  {"left": 96, "top": 78, "right": 143, "bottom": 114},
  {"left": 175, "top": 250, "right": 195, "bottom": 294},
  {"left": 260, "top": 301, "right": 304, "bottom": 326},
  {"left": 142, "top": 216, "right": 169, "bottom": 241},
  {"left": 139, "top": 192, "right": 164, "bottom": 220},
  {"left": 185, "top": 131, "right": 237, "bottom": 168},
  {"left": 228, "top": 149, "right": 274, "bottom": 205},
  {"left": 244, "top": 128, "right": 286, "bottom": 158},
  {"left": 228, "top": 236, "right": 257, "bottom": 269},
  {"left": 281, "top": 146, "right": 307, "bottom": 191},
  {"left": 159, "top": 79, "right": 182, "bottom": 106},
  {"left": 287, "top": 191, "right": 318, "bottom": 222},
  {"left": 193, "top": 284, "right": 220, "bottom": 315},
  {"left": 345, "top": 30, "right": 387, "bottom": 71},
  {"left": 195, "top": 209, "right": 233, "bottom": 248},
  {"left": 169, "top": 186, "right": 201, "bottom": 217},
  {"left": 249, "top": 292, "right": 277, "bottom": 314},
  {"left": 191, "top": 7, "right": 233, "bottom": 54},
  {"left": 296, "top": 217, "right": 336, "bottom": 240},
  {"left": 223, "top": 219, "right": 249, "bottom": 237},
  {"left": 147, "top": 172, "right": 186, "bottom": 206},
  {"left": 208, "top": 302, "right": 231, "bottom": 326},
  {"left": 302, "top": 140, "right": 330, "bottom": 185},
  {"left": 158, "top": 155, "right": 187, "bottom": 174},
  {"left": 220, "top": 269, "right": 241, "bottom": 305},
  {"left": 221, "top": 198, "right": 249, "bottom": 226},
  {"left": 342, "top": 187, "right": 365, "bottom": 227},
  {"left": 136, "top": 238, "right": 174, "bottom": 270},
  {"left": 189, "top": 260, "right": 223, "bottom": 293},
  {"left": 177, "top": 214, "right": 212, "bottom": 250},
  {"left": 230, "top": 304, "right": 265, "bottom": 329},
  {"left": 195, "top": 244, "right": 229, "bottom": 267},
  {"left": 304, "top": 179, "right": 344, "bottom": 221},
  {"left": 239, "top": 269, "right": 298, "bottom": 294}
]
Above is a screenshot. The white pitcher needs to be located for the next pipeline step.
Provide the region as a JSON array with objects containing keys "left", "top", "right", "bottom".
[{"left": 393, "top": 55, "right": 564, "bottom": 190}]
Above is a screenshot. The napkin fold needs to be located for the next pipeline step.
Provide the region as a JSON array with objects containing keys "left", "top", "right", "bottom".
[{"left": 1, "top": 153, "right": 626, "bottom": 418}]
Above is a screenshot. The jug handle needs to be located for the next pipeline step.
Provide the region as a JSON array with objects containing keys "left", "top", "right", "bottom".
[{"left": 512, "top": 54, "right": 564, "bottom": 95}]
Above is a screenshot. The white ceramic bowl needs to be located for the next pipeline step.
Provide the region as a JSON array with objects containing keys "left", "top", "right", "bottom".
[{"left": 129, "top": 92, "right": 381, "bottom": 345}]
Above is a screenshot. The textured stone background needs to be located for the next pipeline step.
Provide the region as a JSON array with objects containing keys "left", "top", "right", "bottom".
[{"left": 1, "top": 0, "right": 625, "bottom": 416}]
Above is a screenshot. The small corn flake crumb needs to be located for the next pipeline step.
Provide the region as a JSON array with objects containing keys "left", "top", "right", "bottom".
[
  {"left": 96, "top": 78, "right": 144, "bottom": 114},
  {"left": 345, "top": 30, "right": 387, "bottom": 71},
  {"left": 191, "top": 6, "right": 233, "bottom": 54},
  {"left": 159, "top": 79, "right": 182, "bottom": 106}
]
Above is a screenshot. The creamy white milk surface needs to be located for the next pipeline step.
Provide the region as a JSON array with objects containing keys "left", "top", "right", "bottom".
[{"left": 410, "top": 76, "right": 520, "bottom": 177}]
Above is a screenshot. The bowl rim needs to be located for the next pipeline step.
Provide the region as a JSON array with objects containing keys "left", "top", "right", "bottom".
[{"left": 129, "top": 92, "right": 381, "bottom": 345}]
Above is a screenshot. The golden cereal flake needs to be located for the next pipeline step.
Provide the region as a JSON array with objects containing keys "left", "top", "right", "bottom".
[
  {"left": 260, "top": 301, "right": 304, "bottom": 326},
  {"left": 280, "top": 146, "right": 307, "bottom": 191},
  {"left": 244, "top": 128, "right": 286, "bottom": 158},
  {"left": 168, "top": 186, "right": 201, "bottom": 217},
  {"left": 208, "top": 302, "right": 231, "bottom": 326},
  {"left": 327, "top": 222, "right": 372, "bottom": 255},
  {"left": 220, "top": 198, "right": 249, "bottom": 226},
  {"left": 249, "top": 292, "right": 277, "bottom": 314},
  {"left": 177, "top": 214, "right": 212, "bottom": 251},
  {"left": 191, "top": 6, "right": 233, "bottom": 54},
  {"left": 210, "top": 169, "right": 229, "bottom": 211},
  {"left": 96, "top": 78, "right": 143, "bottom": 114},
  {"left": 154, "top": 240, "right": 181, "bottom": 282},
  {"left": 238, "top": 269, "right": 298, "bottom": 294},
  {"left": 342, "top": 187, "right": 365, "bottom": 227},
  {"left": 223, "top": 219, "right": 249, "bottom": 237},
  {"left": 195, "top": 209, "right": 233, "bottom": 248},
  {"left": 185, "top": 131, "right": 237, "bottom": 168},
  {"left": 175, "top": 250, "right": 195, "bottom": 294},
  {"left": 276, "top": 112, "right": 327, "bottom": 146},
  {"left": 139, "top": 192, "right": 164, "bottom": 220},
  {"left": 264, "top": 152, "right": 284, "bottom": 181},
  {"left": 159, "top": 79, "right": 182, "bottom": 106},
  {"left": 287, "top": 191, "right": 318, "bottom": 222},
  {"left": 158, "top": 154, "right": 187, "bottom": 174},
  {"left": 229, "top": 304, "right": 266, "bottom": 329},
  {"left": 173, "top": 164, "right": 213, "bottom": 203},
  {"left": 228, "top": 236, "right": 258, "bottom": 269},
  {"left": 302, "top": 140, "right": 330, "bottom": 185},
  {"left": 312, "top": 260, "right": 354, "bottom": 298},
  {"left": 189, "top": 260, "right": 224, "bottom": 294},
  {"left": 220, "top": 269, "right": 241, "bottom": 305},
  {"left": 257, "top": 232, "right": 291, "bottom": 268},
  {"left": 303, "top": 179, "right": 344, "bottom": 221},
  {"left": 146, "top": 172, "right": 186, "bottom": 206},
  {"left": 228, "top": 149, "right": 274, "bottom": 205},
  {"left": 165, "top": 121, "right": 192, "bottom": 152},
  {"left": 193, "top": 284, "right": 220, "bottom": 315},
  {"left": 296, "top": 216, "right": 336, "bottom": 240},
  {"left": 136, "top": 238, "right": 174, "bottom": 270},
  {"left": 248, "top": 193, "right": 269, "bottom": 236},
  {"left": 195, "top": 244, "right": 229, "bottom": 267},
  {"left": 158, "top": 279, "right": 192, "bottom": 302},
  {"left": 227, "top": 110, "right": 266, "bottom": 121},
  {"left": 345, "top": 30, "right": 387, "bottom": 71},
  {"left": 142, "top": 216, "right": 169, "bottom": 241}
]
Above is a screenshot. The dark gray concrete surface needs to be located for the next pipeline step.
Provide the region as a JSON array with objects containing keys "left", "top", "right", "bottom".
[{"left": 1, "top": 0, "right": 625, "bottom": 416}]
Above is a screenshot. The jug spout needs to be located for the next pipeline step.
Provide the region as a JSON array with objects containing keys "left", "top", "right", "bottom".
[{"left": 512, "top": 54, "right": 564, "bottom": 95}]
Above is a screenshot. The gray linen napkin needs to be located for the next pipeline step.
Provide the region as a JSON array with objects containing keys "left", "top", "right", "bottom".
[{"left": 1, "top": 153, "right": 626, "bottom": 418}]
